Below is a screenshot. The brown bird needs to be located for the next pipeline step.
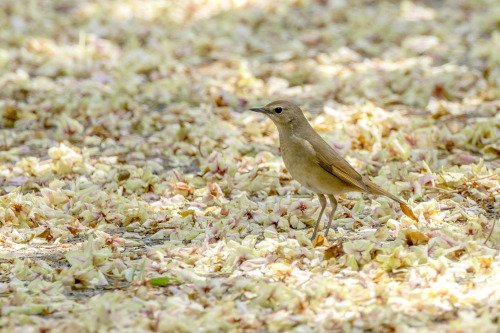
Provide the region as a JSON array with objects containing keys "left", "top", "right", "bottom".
[{"left": 250, "top": 100, "right": 418, "bottom": 241}]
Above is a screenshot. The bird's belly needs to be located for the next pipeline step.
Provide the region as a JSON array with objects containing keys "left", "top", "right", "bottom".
[{"left": 282, "top": 150, "right": 353, "bottom": 195}]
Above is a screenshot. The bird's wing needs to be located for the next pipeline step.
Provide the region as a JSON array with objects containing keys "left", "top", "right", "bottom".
[
  {"left": 305, "top": 133, "right": 419, "bottom": 222},
  {"left": 307, "top": 135, "right": 369, "bottom": 192}
]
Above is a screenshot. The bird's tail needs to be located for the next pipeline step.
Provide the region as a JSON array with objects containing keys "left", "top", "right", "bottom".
[{"left": 362, "top": 177, "right": 418, "bottom": 222}]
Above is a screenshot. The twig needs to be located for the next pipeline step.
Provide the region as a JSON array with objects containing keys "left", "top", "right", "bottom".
[
  {"left": 423, "top": 186, "right": 458, "bottom": 193},
  {"left": 435, "top": 112, "right": 495, "bottom": 124},
  {"left": 485, "top": 218, "right": 496, "bottom": 245}
]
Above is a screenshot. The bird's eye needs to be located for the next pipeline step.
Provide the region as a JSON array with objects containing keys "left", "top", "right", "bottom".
[{"left": 275, "top": 107, "right": 282, "bottom": 113}]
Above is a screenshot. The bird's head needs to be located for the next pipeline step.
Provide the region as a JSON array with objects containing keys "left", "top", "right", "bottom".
[{"left": 249, "top": 100, "right": 305, "bottom": 126}]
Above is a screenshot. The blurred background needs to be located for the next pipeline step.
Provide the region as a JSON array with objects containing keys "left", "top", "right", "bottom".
[
  {"left": 2, "top": 0, "right": 499, "bottom": 166},
  {"left": 1, "top": 0, "right": 498, "bottom": 113}
]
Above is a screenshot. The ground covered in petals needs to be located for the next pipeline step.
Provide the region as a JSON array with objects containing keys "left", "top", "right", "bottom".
[{"left": 1, "top": 0, "right": 500, "bottom": 332}]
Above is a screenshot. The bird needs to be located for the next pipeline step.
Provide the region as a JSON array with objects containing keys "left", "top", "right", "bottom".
[{"left": 249, "top": 100, "right": 418, "bottom": 241}]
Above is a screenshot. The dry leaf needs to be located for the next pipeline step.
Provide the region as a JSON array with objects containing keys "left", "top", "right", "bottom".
[
  {"left": 324, "top": 241, "right": 344, "bottom": 260},
  {"left": 402, "top": 229, "right": 429, "bottom": 246},
  {"left": 312, "top": 234, "right": 329, "bottom": 247}
]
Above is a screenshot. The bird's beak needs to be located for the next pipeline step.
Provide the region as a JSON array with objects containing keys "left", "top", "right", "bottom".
[{"left": 249, "top": 107, "right": 269, "bottom": 114}]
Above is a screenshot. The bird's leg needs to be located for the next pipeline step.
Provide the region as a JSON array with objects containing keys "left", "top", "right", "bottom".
[
  {"left": 324, "top": 195, "right": 338, "bottom": 239},
  {"left": 311, "top": 193, "right": 327, "bottom": 241}
]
